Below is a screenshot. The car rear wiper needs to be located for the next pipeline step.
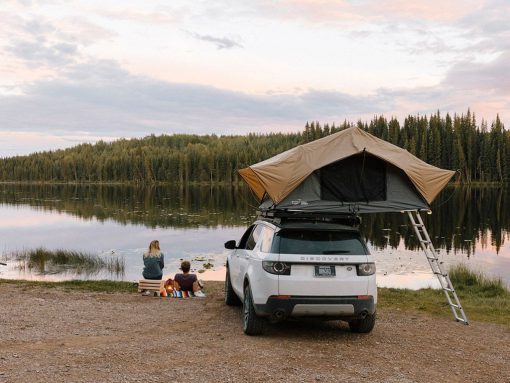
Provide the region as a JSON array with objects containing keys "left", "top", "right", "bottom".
[{"left": 322, "top": 250, "right": 350, "bottom": 254}]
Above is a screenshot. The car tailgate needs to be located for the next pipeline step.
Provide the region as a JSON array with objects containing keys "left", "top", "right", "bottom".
[{"left": 277, "top": 255, "right": 370, "bottom": 296}]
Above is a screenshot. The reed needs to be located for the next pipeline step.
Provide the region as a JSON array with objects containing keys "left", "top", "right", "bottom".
[
  {"left": 11, "top": 248, "right": 125, "bottom": 276},
  {"left": 448, "top": 263, "right": 506, "bottom": 297}
]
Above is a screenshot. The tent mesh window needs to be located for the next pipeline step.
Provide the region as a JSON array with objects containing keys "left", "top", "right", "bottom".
[{"left": 320, "top": 153, "right": 386, "bottom": 202}]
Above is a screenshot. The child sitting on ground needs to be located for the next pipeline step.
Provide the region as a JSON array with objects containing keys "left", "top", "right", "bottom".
[{"left": 173, "top": 260, "right": 205, "bottom": 297}]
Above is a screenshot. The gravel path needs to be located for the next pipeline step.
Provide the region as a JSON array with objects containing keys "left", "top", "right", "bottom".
[{"left": 0, "top": 282, "right": 509, "bottom": 383}]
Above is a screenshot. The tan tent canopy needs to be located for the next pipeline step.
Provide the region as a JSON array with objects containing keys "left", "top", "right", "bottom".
[{"left": 239, "top": 127, "right": 455, "bottom": 213}]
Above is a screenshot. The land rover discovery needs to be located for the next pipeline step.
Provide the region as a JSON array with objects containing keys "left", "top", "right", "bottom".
[{"left": 224, "top": 215, "right": 377, "bottom": 335}]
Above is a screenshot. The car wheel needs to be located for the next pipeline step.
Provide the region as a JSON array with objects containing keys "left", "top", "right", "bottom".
[
  {"left": 224, "top": 267, "right": 241, "bottom": 306},
  {"left": 349, "top": 312, "right": 376, "bottom": 333},
  {"left": 242, "top": 284, "right": 265, "bottom": 335}
]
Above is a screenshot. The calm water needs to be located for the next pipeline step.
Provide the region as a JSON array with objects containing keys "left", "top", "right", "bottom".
[{"left": 0, "top": 184, "right": 509, "bottom": 289}]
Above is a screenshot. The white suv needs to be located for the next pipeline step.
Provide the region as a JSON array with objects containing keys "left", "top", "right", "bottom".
[{"left": 224, "top": 215, "right": 377, "bottom": 335}]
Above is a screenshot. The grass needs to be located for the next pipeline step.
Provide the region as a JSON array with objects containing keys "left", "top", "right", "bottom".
[
  {"left": 379, "top": 264, "right": 509, "bottom": 326},
  {"left": 0, "top": 278, "right": 134, "bottom": 293},
  {"left": 8, "top": 248, "right": 125, "bottom": 276},
  {"left": 449, "top": 263, "right": 506, "bottom": 297}
]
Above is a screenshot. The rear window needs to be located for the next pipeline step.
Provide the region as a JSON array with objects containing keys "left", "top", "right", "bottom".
[{"left": 271, "top": 230, "right": 368, "bottom": 255}]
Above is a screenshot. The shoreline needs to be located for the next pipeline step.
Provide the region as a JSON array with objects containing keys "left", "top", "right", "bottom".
[
  {"left": 0, "top": 180, "right": 508, "bottom": 187},
  {"left": 1, "top": 278, "right": 508, "bottom": 327}
]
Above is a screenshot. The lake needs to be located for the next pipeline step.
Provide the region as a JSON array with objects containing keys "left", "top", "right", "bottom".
[{"left": 0, "top": 183, "right": 509, "bottom": 289}]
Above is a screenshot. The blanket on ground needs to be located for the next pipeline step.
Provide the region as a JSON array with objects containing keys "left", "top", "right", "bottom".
[{"left": 168, "top": 290, "right": 205, "bottom": 298}]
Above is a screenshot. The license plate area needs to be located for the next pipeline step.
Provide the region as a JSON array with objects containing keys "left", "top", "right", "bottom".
[{"left": 314, "top": 265, "right": 336, "bottom": 277}]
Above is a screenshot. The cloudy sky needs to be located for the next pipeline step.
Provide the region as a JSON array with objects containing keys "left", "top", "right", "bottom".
[{"left": 0, "top": 0, "right": 509, "bottom": 157}]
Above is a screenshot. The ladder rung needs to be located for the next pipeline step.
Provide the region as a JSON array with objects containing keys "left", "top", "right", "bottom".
[
  {"left": 455, "top": 317, "right": 469, "bottom": 325},
  {"left": 407, "top": 210, "right": 469, "bottom": 325}
]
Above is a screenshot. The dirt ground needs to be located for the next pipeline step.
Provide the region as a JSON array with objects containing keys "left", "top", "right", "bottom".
[{"left": 0, "top": 282, "right": 509, "bottom": 383}]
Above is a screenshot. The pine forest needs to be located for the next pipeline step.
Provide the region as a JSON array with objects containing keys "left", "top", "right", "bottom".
[{"left": 1, "top": 110, "right": 508, "bottom": 184}]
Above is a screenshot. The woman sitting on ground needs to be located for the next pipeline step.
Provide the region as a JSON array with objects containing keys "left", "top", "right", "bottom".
[
  {"left": 142, "top": 240, "right": 164, "bottom": 280},
  {"left": 174, "top": 260, "right": 204, "bottom": 296}
]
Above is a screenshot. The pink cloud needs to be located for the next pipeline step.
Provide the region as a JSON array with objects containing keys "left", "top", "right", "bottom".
[
  {"left": 255, "top": 0, "right": 484, "bottom": 25},
  {"left": 96, "top": 7, "right": 181, "bottom": 25},
  {"left": 372, "top": 0, "right": 485, "bottom": 22}
]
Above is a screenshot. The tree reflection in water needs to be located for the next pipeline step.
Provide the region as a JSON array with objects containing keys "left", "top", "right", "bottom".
[
  {"left": 362, "top": 186, "right": 509, "bottom": 255},
  {"left": 0, "top": 184, "right": 508, "bottom": 255}
]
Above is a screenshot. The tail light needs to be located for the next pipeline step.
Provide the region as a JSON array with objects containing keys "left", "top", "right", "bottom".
[
  {"left": 357, "top": 263, "right": 376, "bottom": 276},
  {"left": 262, "top": 261, "right": 291, "bottom": 275}
]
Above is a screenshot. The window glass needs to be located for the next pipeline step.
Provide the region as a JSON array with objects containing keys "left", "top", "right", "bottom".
[
  {"left": 245, "top": 225, "right": 263, "bottom": 250},
  {"left": 238, "top": 225, "right": 255, "bottom": 249},
  {"left": 272, "top": 230, "right": 368, "bottom": 255},
  {"left": 259, "top": 227, "right": 274, "bottom": 253}
]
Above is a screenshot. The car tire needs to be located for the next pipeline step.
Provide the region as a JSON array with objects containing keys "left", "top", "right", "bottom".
[
  {"left": 224, "top": 267, "right": 241, "bottom": 306},
  {"left": 349, "top": 312, "right": 376, "bottom": 333},
  {"left": 242, "top": 284, "right": 265, "bottom": 336}
]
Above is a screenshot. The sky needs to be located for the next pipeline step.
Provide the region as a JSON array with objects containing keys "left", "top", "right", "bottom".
[{"left": 0, "top": 0, "right": 509, "bottom": 157}]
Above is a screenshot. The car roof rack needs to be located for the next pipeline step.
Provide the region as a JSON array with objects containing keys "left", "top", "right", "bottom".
[{"left": 256, "top": 208, "right": 361, "bottom": 227}]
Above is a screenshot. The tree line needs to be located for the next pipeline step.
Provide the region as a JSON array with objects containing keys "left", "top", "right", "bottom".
[
  {"left": 302, "top": 110, "right": 509, "bottom": 183},
  {"left": 0, "top": 133, "right": 303, "bottom": 184},
  {"left": 0, "top": 110, "right": 508, "bottom": 184}
]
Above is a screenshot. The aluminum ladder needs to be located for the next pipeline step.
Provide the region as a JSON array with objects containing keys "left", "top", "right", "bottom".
[{"left": 406, "top": 210, "right": 469, "bottom": 324}]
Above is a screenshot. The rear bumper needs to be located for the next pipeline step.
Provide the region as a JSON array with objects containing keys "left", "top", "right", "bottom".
[{"left": 254, "top": 295, "right": 375, "bottom": 320}]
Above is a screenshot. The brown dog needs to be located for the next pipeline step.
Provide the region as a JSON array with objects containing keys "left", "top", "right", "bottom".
[{"left": 164, "top": 278, "right": 175, "bottom": 294}]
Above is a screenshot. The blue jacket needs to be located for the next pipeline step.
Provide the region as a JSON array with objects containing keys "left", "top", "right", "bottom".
[{"left": 142, "top": 252, "right": 164, "bottom": 280}]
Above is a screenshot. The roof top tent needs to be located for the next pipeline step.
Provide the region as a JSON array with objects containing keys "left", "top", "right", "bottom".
[
  {"left": 239, "top": 127, "right": 454, "bottom": 214},
  {"left": 239, "top": 127, "right": 468, "bottom": 324}
]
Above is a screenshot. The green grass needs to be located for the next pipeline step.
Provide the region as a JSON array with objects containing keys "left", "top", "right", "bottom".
[
  {"left": 379, "top": 264, "right": 509, "bottom": 326},
  {"left": 0, "top": 278, "right": 134, "bottom": 293},
  {"left": 8, "top": 248, "right": 125, "bottom": 276},
  {"left": 449, "top": 263, "right": 506, "bottom": 297}
]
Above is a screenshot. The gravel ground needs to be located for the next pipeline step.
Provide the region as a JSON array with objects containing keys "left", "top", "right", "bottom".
[{"left": 0, "top": 282, "right": 509, "bottom": 383}]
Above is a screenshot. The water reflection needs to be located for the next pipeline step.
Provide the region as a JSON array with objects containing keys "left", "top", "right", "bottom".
[
  {"left": 0, "top": 184, "right": 257, "bottom": 228},
  {"left": 361, "top": 186, "right": 509, "bottom": 255},
  {"left": 0, "top": 184, "right": 508, "bottom": 288}
]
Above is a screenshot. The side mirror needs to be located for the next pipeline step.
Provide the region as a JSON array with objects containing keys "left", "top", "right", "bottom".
[{"left": 224, "top": 240, "right": 237, "bottom": 250}]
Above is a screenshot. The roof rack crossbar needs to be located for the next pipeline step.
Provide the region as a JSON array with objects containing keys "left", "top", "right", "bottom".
[{"left": 256, "top": 209, "right": 361, "bottom": 227}]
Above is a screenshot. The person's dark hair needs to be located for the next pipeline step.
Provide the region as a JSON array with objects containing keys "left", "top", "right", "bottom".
[{"left": 180, "top": 260, "right": 191, "bottom": 273}]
